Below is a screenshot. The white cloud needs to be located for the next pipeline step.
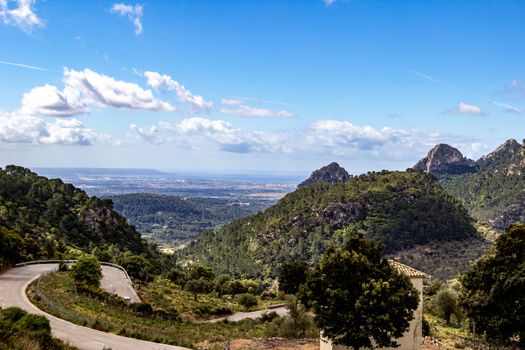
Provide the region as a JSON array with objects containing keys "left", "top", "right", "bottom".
[
  {"left": 219, "top": 98, "right": 294, "bottom": 118},
  {"left": 129, "top": 117, "right": 475, "bottom": 159},
  {"left": 0, "top": 0, "right": 44, "bottom": 32},
  {"left": 19, "top": 84, "right": 88, "bottom": 116},
  {"left": 443, "top": 102, "right": 485, "bottom": 116},
  {"left": 498, "top": 79, "right": 525, "bottom": 101},
  {"left": 0, "top": 111, "right": 106, "bottom": 145},
  {"left": 19, "top": 68, "right": 176, "bottom": 116},
  {"left": 65, "top": 68, "right": 174, "bottom": 111},
  {"left": 144, "top": 71, "right": 212, "bottom": 111},
  {"left": 111, "top": 3, "right": 143, "bottom": 35},
  {"left": 323, "top": 0, "right": 337, "bottom": 6}
]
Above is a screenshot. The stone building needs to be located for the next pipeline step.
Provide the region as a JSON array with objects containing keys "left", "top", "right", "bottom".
[{"left": 320, "top": 260, "right": 426, "bottom": 350}]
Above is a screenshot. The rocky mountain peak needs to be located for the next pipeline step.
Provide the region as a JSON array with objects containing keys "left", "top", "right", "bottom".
[
  {"left": 413, "top": 144, "right": 477, "bottom": 175},
  {"left": 298, "top": 162, "right": 351, "bottom": 188},
  {"left": 476, "top": 139, "right": 522, "bottom": 170}
]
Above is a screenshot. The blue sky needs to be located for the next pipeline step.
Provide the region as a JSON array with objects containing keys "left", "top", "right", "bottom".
[{"left": 0, "top": 0, "right": 524, "bottom": 174}]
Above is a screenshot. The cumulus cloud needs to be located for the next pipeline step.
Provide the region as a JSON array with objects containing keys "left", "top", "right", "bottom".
[
  {"left": 443, "top": 102, "right": 485, "bottom": 116},
  {"left": 0, "top": 111, "right": 107, "bottom": 145},
  {"left": 111, "top": 3, "right": 143, "bottom": 35},
  {"left": 144, "top": 71, "right": 212, "bottom": 112},
  {"left": 219, "top": 98, "right": 294, "bottom": 118},
  {"left": 19, "top": 68, "right": 175, "bottom": 116},
  {"left": 19, "top": 84, "right": 88, "bottom": 116},
  {"left": 130, "top": 117, "right": 290, "bottom": 153},
  {"left": 0, "top": 0, "right": 44, "bottom": 32},
  {"left": 129, "top": 117, "right": 476, "bottom": 160}
]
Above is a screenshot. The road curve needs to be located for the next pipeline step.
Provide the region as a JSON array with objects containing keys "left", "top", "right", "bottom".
[
  {"left": 0, "top": 264, "right": 188, "bottom": 350},
  {"left": 208, "top": 306, "right": 289, "bottom": 323},
  {"left": 101, "top": 265, "right": 140, "bottom": 303}
]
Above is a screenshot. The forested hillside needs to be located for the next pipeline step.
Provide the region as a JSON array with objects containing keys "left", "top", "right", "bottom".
[
  {"left": 0, "top": 165, "right": 147, "bottom": 269},
  {"left": 109, "top": 193, "right": 264, "bottom": 244},
  {"left": 415, "top": 139, "right": 525, "bottom": 230},
  {"left": 182, "top": 170, "right": 488, "bottom": 280}
]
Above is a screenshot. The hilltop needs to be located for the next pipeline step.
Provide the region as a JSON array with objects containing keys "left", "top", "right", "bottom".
[
  {"left": 182, "top": 169, "right": 487, "bottom": 280},
  {"left": 413, "top": 139, "right": 525, "bottom": 229},
  {"left": 298, "top": 162, "right": 351, "bottom": 187},
  {"left": 0, "top": 165, "right": 147, "bottom": 268}
]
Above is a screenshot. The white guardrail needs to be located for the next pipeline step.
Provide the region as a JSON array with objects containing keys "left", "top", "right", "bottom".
[{"left": 15, "top": 260, "right": 134, "bottom": 285}]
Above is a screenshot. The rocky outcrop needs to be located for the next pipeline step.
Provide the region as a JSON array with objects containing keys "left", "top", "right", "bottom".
[
  {"left": 298, "top": 162, "right": 351, "bottom": 187},
  {"left": 476, "top": 139, "right": 522, "bottom": 171},
  {"left": 413, "top": 144, "right": 477, "bottom": 175}
]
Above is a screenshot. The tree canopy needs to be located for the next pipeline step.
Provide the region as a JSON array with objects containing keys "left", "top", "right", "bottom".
[
  {"left": 300, "top": 230, "right": 419, "bottom": 350},
  {"left": 460, "top": 224, "right": 525, "bottom": 347},
  {"left": 278, "top": 261, "right": 308, "bottom": 295},
  {"left": 70, "top": 255, "right": 102, "bottom": 288}
]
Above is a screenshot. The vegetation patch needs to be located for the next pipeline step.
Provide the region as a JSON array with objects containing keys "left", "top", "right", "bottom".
[
  {"left": 28, "top": 272, "right": 314, "bottom": 349},
  {"left": 0, "top": 306, "right": 77, "bottom": 350}
]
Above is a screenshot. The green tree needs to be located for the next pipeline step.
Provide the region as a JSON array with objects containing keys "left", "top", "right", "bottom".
[
  {"left": 278, "top": 261, "right": 308, "bottom": 295},
  {"left": 118, "top": 254, "right": 154, "bottom": 282},
  {"left": 435, "top": 288, "right": 461, "bottom": 325},
  {"left": 237, "top": 293, "right": 258, "bottom": 310},
  {"left": 70, "top": 255, "right": 102, "bottom": 287},
  {"left": 184, "top": 278, "right": 210, "bottom": 301},
  {"left": 187, "top": 264, "right": 215, "bottom": 281},
  {"left": 300, "top": 230, "right": 419, "bottom": 350},
  {"left": 460, "top": 224, "right": 525, "bottom": 347},
  {"left": 167, "top": 267, "right": 188, "bottom": 287}
]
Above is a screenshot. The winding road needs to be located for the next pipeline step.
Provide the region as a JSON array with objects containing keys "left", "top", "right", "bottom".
[
  {"left": 0, "top": 264, "right": 188, "bottom": 350},
  {"left": 208, "top": 305, "right": 288, "bottom": 323}
]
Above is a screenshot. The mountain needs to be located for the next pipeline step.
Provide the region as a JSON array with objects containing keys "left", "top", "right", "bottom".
[
  {"left": 298, "top": 162, "right": 351, "bottom": 187},
  {"left": 109, "top": 193, "right": 264, "bottom": 244},
  {"left": 413, "top": 144, "right": 477, "bottom": 174},
  {"left": 0, "top": 165, "right": 147, "bottom": 269},
  {"left": 182, "top": 170, "right": 487, "bottom": 280},
  {"left": 413, "top": 139, "right": 525, "bottom": 230}
]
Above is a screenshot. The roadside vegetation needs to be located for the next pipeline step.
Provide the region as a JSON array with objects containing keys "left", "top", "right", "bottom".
[
  {"left": 28, "top": 259, "right": 318, "bottom": 349},
  {"left": 0, "top": 306, "right": 77, "bottom": 350}
]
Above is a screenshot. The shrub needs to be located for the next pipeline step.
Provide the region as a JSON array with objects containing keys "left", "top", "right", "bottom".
[
  {"left": 260, "top": 290, "right": 278, "bottom": 300},
  {"left": 130, "top": 302, "right": 153, "bottom": 316},
  {"left": 1, "top": 307, "right": 27, "bottom": 322},
  {"left": 259, "top": 311, "right": 280, "bottom": 323},
  {"left": 14, "top": 314, "right": 51, "bottom": 332},
  {"left": 237, "top": 293, "right": 258, "bottom": 311},
  {"left": 70, "top": 255, "right": 102, "bottom": 287}
]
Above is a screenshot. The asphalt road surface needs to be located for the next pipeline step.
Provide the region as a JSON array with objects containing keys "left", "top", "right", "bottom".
[
  {"left": 208, "top": 305, "right": 289, "bottom": 322},
  {"left": 0, "top": 264, "right": 188, "bottom": 350},
  {"left": 101, "top": 265, "right": 140, "bottom": 303}
]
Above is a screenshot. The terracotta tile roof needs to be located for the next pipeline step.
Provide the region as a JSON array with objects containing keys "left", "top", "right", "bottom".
[{"left": 388, "top": 260, "right": 426, "bottom": 278}]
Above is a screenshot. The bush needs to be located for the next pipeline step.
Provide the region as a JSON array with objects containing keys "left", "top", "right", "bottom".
[
  {"left": 259, "top": 311, "right": 280, "bottom": 323},
  {"left": 131, "top": 302, "right": 153, "bottom": 316},
  {"left": 266, "top": 295, "right": 316, "bottom": 338},
  {"left": 70, "top": 255, "right": 102, "bottom": 287},
  {"left": 1, "top": 307, "right": 27, "bottom": 322},
  {"left": 237, "top": 293, "right": 258, "bottom": 311},
  {"left": 260, "top": 290, "right": 278, "bottom": 300},
  {"left": 58, "top": 261, "right": 70, "bottom": 272},
  {"left": 422, "top": 317, "right": 431, "bottom": 336},
  {"left": 15, "top": 314, "right": 51, "bottom": 332},
  {"left": 118, "top": 255, "right": 155, "bottom": 282}
]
